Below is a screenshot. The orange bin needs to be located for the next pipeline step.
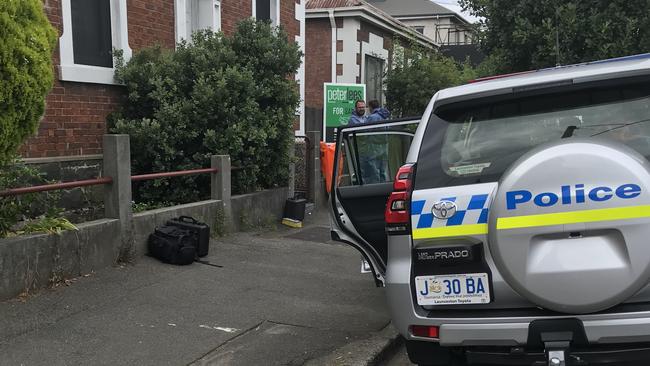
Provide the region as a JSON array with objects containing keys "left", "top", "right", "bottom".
[{"left": 320, "top": 142, "right": 336, "bottom": 193}]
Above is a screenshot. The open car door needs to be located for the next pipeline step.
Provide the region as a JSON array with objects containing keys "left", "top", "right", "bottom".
[{"left": 329, "top": 118, "right": 420, "bottom": 286}]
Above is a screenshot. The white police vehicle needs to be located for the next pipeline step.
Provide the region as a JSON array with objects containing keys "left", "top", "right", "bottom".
[{"left": 329, "top": 53, "right": 650, "bottom": 365}]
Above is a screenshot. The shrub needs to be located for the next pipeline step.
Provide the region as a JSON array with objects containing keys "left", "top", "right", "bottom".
[
  {"left": 110, "top": 20, "right": 301, "bottom": 203},
  {"left": 0, "top": 157, "right": 63, "bottom": 237},
  {"left": 0, "top": 0, "right": 56, "bottom": 166},
  {"left": 386, "top": 54, "right": 477, "bottom": 118}
]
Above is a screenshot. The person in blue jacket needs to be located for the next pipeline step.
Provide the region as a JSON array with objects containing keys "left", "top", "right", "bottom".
[
  {"left": 348, "top": 99, "right": 367, "bottom": 125},
  {"left": 356, "top": 100, "right": 391, "bottom": 184},
  {"left": 366, "top": 99, "right": 391, "bottom": 122}
]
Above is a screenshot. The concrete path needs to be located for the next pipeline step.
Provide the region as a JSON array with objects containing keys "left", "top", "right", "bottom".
[{"left": 0, "top": 216, "right": 389, "bottom": 365}]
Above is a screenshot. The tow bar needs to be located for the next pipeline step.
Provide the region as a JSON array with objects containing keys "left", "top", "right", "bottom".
[
  {"left": 542, "top": 330, "right": 581, "bottom": 366},
  {"left": 527, "top": 319, "right": 587, "bottom": 366},
  {"left": 544, "top": 339, "right": 570, "bottom": 366}
]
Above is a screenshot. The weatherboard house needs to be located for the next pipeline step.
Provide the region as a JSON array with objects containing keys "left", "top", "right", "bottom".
[{"left": 304, "top": 0, "right": 437, "bottom": 137}]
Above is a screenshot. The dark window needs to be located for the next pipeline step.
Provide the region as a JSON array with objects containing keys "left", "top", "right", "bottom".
[
  {"left": 365, "top": 56, "right": 384, "bottom": 105},
  {"left": 414, "top": 26, "right": 424, "bottom": 34},
  {"left": 414, "top": 81, "right": 650, "bottom": 190},
  {"left": 256, "top": 0, "right": 271, "bottom": 21},
  {"left": 71, "top": 0, "right": 113, "bottom": 68}
]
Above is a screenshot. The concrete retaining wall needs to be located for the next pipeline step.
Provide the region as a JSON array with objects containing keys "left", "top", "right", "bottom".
[
  {"left": 0, "top": 219, "right": 119, "bottom": 300},
  {"left": 0, "top": 135, "right": 304, "bottom": 301},
  {"left": 231, "top": 188, "right": 289, "bottom": 232},
  {"left": 0, "top": 187, "right": 290, "bottom": 301}
]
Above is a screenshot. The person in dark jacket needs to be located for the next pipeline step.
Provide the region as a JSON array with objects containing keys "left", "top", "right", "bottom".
[
  {"left": 366, "top": 99, "right": 391, "bottom": 123},
  {"left": 348, "top": 100, "right": 367, "bottom": 125}
]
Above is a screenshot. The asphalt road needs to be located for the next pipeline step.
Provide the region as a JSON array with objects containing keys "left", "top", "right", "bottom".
[
  {"left": 0, "top": 221, "right": 390, "bottom": 365},
  {"left": 381, "top": 343, "right": 413, "bottom": 366}
]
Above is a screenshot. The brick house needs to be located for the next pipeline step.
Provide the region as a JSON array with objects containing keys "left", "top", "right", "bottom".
[
  {"left": 303, "top": 0, "right": 436, "bottom": 137},
  {"left": 23, "top": 0, "right": 306, "bottom": 163}
]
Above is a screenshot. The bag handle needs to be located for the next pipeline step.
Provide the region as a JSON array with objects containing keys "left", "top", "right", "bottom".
[{"left": 179, "top": 216, "right": 198, "bottom": 223}]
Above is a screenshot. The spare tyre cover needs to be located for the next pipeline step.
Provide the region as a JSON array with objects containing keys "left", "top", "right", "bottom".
[{"left": 489, "top": 138, "right": 650, "bottom": 314}]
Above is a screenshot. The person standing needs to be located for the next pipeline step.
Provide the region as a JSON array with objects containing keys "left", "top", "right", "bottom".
[
  {"left": 366, "top": 99, "right": 391, "bottom": 122},
  {"left": 348, "top": 100, "right": 367, "bottom": 125}
]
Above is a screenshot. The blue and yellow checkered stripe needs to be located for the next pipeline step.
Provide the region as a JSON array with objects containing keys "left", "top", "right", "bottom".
[{"left": 411, "top": 194, "right": 490, "bottom": 239}]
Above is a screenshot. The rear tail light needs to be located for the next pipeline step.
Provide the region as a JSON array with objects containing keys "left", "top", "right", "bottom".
[
  {"left": 410, "top": 325, "right": 439, "bottom": 339},
  {"left": 385, "top": 164, "right": 414, "bottom": 233}
]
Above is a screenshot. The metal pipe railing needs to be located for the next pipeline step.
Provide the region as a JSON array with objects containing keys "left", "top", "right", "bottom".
[
  {"left": 131, "top": 167, "right": 218, "bottom": 182},
  {"left": 0, "top": 177, "right": 113, "bottom": 198},
  {"left": 1, "top": 166, "right": 228, "bottom": 197}
]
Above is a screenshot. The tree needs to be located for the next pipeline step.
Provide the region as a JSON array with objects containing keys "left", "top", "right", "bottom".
[
  {"left": 0, "top": 0, "right": 57, "bottom": 165},
  {"left": 460, "top": 0, "right": 650, "bottom": 73},
  {"left": 110, "top": 20, "right": 302, "bottom": 203},
  {"left": 386, "top": 54, "right": 476, "bottom": 117}
]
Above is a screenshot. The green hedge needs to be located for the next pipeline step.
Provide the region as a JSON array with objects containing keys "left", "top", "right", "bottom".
[
  {"left": 0, "top": 0, "right": 56, "bottom": 166},
  {"left": 110, "top": 20, "right": 302, "bottom": 203},
  {"left": 386, "top": 54, "right": 476, "bottom": 118}
]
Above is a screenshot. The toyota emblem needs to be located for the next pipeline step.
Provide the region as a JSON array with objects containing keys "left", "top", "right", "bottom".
[{"left": 432, "top": 201, "right": 457, "bottom": 219}]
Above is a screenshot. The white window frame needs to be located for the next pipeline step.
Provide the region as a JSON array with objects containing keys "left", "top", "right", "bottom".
[
  {"left": 175, "top": 0, "right": 222, "bottom": 43},
  {"left": 59, "top": 0, "right": 132, "bottom": 85},
  {"left": 252, "top": 0, "right": 280, "bottom": 26}
]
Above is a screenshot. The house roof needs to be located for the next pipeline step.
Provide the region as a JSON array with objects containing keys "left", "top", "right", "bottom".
[
  {"left": 306, "top": 0, "right": 363, "bottom": 9},
  {"left": 305, "top": 0, "right": 438, "bottom": 48},
  {"left": 366, "top": 0, "right": 468, "bottom": 23}
]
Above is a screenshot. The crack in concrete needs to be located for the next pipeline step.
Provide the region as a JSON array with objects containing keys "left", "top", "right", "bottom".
[{"left": 187, "top": 319, "right": 266, "bottom": 366}]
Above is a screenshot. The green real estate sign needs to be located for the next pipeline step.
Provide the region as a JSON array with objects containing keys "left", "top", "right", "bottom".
[{"left": 323, "top": 83, "right": 366, "bottom": 128}]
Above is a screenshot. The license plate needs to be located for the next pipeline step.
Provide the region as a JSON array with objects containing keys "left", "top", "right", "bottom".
[{"left": 415, "top": 273, "right": 490, "bottom": 305}]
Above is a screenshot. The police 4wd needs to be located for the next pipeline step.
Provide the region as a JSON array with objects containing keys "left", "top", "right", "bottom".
[{"left": 329, "top": 53, "right": 650, "bottom": 365}]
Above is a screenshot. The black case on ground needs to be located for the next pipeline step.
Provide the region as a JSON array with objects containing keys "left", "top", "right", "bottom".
[
  {"left": 148, "top": 225, "right": 196, "bottom": 265},
  {"left": 283, "top": 198, "right": 306, "bottom": 221},
  {"left": 167, "top": 216, "right": 210, "bottom": 257}
]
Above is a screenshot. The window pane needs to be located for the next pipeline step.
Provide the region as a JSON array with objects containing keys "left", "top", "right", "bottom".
[
  {"left": 256, "top": 0, "right": 271, "bottom": 21},
  {"left": 189, "top": 0, "right": 215, "bottom": 34},
  {"left": 71, "top": 0, "right": 113, "bottom": 68},
  {"left": 338, "top": 131, "right": 413, "bottom": 186},
  {"left": 365, "top": 56, "right": 384, "bottom": 104}
]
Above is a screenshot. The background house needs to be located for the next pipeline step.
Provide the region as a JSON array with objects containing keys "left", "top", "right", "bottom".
[
  {"left": 304, "top": 0, "right": 436, "bottom": 139},
  {"left": 25, "top": 0, "right": 306, "bottom": 163},
  {"left": 367, "top": 0, "right": 475, "bottom": 46}
]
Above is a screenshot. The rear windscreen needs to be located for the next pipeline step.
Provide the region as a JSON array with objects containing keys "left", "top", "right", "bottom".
[{"left": 414, "top": 80, "right": 650, "bottom": 189}]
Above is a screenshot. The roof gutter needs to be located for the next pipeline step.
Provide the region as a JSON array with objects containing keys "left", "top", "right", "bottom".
[{"left": 328, "top": 10, "right": 337, "bottom": 83}]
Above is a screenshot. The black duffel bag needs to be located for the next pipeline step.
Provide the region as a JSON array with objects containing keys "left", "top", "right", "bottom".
[
  {"left": 167, "top": 216, "right": 210, "bottom": 257},
  {"left": 148, "top": 225, "right": 196, "bottom": 265}
]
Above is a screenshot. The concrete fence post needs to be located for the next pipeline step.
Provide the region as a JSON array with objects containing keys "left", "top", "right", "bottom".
[
  {"left": 103, "top": 134, "right": 134, "bottom": 262},
  {"left": 307, "top": 131, "right": 324, "bottom": 207},
  {"left": 212, "top": 155, "right": 232, "bottom": 221}
]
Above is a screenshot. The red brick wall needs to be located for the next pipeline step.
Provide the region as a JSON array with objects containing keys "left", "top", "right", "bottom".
[
  {"left": 25, "top": 85, "right": 123, "bottom": 158},
  {"left": 305, "top": 18, "right": 331, "bottom": 109},
  {"left": 24, "top": 0, "right": 303, "bottom": 159},
  {"left": 281, "top": 0, "right": 300, "bottom": 41},
  {"left": 127, "top": 0, "right": 176, "bottom": 49},
  {"left": 22, "top": 0, "right": 175, "bottom": 159},
  {"left": 221, "top": 0, "right": 252, "bottom": 36}
]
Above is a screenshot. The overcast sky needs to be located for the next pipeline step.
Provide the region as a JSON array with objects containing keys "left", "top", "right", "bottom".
[{"left": 432, "top": 0, "right": 480, "bottom": 23}]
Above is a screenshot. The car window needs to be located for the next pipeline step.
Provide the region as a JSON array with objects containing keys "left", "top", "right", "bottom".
[
  {"left": 415, "top": 81, "right": 650, "bottom": 189},
  {"left": 337, "top": 129, "right": 414, "bottom": 187}
]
